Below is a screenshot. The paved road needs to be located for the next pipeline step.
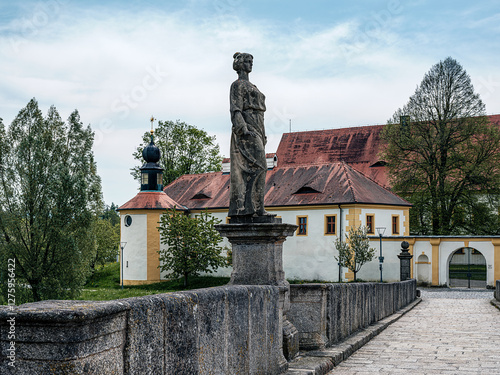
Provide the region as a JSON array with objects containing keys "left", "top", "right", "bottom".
[{"left": 328, "top": 289, "right": 500, "bottom": 374}]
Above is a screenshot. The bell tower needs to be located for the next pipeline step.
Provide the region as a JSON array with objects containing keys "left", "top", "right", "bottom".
[
  {"left": 140, "top": 117, "right": 163, "bottom": 191},
  {"left": 117, "top": 117, "right": 186, "bottom": 285}
]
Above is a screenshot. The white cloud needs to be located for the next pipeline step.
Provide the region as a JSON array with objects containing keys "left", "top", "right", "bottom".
[{"left": 1, "top": 2, "right": 499, "bottom": 205}]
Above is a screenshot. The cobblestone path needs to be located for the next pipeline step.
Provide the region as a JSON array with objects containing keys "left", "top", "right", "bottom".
[{"left": 328, "top": 289, "right": 500, "bottom": 374}]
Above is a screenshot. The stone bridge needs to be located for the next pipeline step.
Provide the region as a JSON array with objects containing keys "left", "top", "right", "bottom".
[{"left": 1, "top": 280, "right": 417, "bottom": 374}]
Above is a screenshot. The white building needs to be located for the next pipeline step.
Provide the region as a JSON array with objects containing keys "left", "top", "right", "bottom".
[{"left": 119, "top": 123, "right": 500, "bottom": 287}]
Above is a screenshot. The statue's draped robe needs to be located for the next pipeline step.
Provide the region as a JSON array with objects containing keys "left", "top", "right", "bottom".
[{"left": 229, "top": 79, "right": 267, "bottom": 217}]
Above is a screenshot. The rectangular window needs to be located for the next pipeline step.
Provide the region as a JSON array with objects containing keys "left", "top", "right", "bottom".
[
  {"left": 366, "top": 215, "right": 374, "bottom": 234},
  {"left": 157, "top": 173, "right": 163, "bottom": 186},
  {"left": 141, "top": 173, "right": 149, "bottom": 185},
  {"left": 392, "top": 215, "right": 399, "bottom": 235},
  {"left": 325, "top": 215, "right": 336, "bottom": 235},
  {"left": 297, "top": 216, "right": 308, "bottom": 236}
]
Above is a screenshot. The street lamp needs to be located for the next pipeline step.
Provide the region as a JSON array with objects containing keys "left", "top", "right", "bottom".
[
  {"left": 376, "top": 227, "right": 386, "bottom": 283},
  {"left": 120, "top": 242, "right": 127, "bottom": 289}
]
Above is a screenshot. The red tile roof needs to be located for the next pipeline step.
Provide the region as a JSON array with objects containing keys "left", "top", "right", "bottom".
[
  {"left": 275, "top": 124, "right": 388, "bottom": 187},
  {"left": 145, "top": 115, "right": 500, "bottom": 212},
  {"left": 163, "top": 162, "right": 410, "bottom": 210},
  {"left": 118, "top": 191, "right": 186, "bottom": 211},
  {"left": 275, "top": 115, "right": 500, "bottom": 188}
]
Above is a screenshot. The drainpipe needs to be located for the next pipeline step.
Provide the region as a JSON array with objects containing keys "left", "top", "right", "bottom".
[{"left": 338, "top": 204, "right": 343, "bottom": 282}]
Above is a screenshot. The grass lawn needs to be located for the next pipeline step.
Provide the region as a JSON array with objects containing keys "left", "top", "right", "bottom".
[{"left": 78, "top": 262, "right": 230, "bottom": 301}]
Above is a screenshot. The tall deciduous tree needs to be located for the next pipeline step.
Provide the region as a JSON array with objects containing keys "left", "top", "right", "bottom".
[
  {"left": 0, "top": 99, "right": 103, "bottom": 302},
  {"left": 89, "top": 218, "right": 120, "bottom": 271},
  {"left": 334, "top": 225, "right": 375, "bottom": 282},
  {"left": 131, "top": 120, "right": 223, "bottom": 185},
  {"left": 381, "top": 57, "right": 500, "bottom": 235},
  {"left": 158, "top": 209, "right": 227, "bottom": 287}
]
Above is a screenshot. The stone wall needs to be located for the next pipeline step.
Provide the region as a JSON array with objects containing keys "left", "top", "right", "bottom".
[
  {"left": 0, "top": 285, "right": 282, "bottom": 375},
  {"left": 287, "top": 279, "right": 417, "bottom": 350},
  {"left": 496, "top": 280, "right": 500, "bottom": 301}
]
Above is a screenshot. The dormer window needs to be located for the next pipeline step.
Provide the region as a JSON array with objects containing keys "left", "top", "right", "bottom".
[
  {"left": 370, "top": 161, "right": 387, "bottom": 167},
  {"left": 294, "top": 186, "right": 320, "bottom": 194},
  {"left": 192, "top": 193, "right": 211, "bottom": 200}
]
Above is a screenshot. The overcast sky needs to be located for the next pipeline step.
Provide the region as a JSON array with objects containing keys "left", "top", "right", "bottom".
[{"left": 1, "top": 0, "right": 499, "bottom": 206}]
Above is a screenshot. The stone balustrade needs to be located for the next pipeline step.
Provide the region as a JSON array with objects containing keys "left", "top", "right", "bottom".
[{"left": 287, "top": 279, "right": 417, "bottom": 350}]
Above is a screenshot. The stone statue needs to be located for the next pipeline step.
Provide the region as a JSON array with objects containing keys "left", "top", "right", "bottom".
[{"left": 228, "top": 52, "right": 271, "bottom": 219}]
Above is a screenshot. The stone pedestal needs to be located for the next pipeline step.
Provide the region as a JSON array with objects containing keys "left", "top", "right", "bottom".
[
  {"left": 216, "top": 218, "right": 299, "bottom": 372},
  {"left": 398, "top": 241, "right": 413, "bottom": 281}
]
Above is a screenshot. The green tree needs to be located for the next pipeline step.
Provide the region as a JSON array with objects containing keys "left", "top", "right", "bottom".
[
  {"left": 0, "top": 99, "right": 102, "bottom": 303},
  {"left": 101, "top": 202, "right": 120, "bottom": 226},
  {"left": 89, "top": 217, "right": 120, "bottom": 270},
  {"left": 131, "top": 120, "right": 223, "bottom": 185},
  {"left": 158, "top": 209, "right": 227, "bottom": 287},
  {"left": 381, "top": 57, "right": 500, "bottom": 235},
  {"left": 334, "top": 225, "right": 375, "bottom": 282}
]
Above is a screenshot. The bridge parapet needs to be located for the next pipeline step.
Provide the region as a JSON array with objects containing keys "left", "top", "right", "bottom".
[{"left": 0, "top": 285, "right": 282, "bottom": 374}]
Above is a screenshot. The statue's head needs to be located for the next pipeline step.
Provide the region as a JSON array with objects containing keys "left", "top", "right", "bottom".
[{"left": 233, "top": 52, "right": 253, "bottom": 72}]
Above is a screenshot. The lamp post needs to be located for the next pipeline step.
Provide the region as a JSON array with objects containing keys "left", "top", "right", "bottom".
[
  {"left": 376, "top": 227, "right": 386, "bottom": 283},
  {"left": 120, "top": 242, "right": 127, "bottom": 289}
]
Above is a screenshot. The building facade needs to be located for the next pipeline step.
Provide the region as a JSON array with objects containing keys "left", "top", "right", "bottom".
[{"left": 119, "top": 120, "right": 500, "bottom": 287}]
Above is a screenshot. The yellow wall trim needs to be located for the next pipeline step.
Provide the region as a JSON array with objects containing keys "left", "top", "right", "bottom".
[
  {"left": 430, "top": 238, "right": 440, "bottom": 285},
  {"left": 123, "top": 279, "right": 160, "bottom": 286},
  {"left": 189, "top": 204, "right": 413, "bottom": 213},
  {"left": 493, "top": 239, "right": 500, "bottom": 282},
  {"left": 147, "top": 212, "right": 161, "bottom": 283},
  {"left": 344, "top": 271, "right": 354, "bottom": 281}
]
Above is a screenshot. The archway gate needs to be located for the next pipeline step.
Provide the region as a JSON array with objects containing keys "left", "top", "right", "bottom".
[
  {"left": 448, "top": 247, "right": 487, "bottom": 288},
  {"left": 406, "top": 236, "right": 500, "bottom": 288}
]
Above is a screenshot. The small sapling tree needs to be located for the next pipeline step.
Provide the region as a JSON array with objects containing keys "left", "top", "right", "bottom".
[
  {"left": 335, "top": 225, "right": 376, "bottom": 282},
  {"left": 158, "top": 208, "right": 227, "bottom": 287}
]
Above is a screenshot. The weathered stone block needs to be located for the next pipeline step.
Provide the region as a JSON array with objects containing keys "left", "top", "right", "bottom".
[
  {"left": 0, "top": 300, "right": 127, "bottom": 375},
  {"left": 120, "top": 295, "right": 165, "bottom": 375},
  {"left": 288, "top": 284, "right": 328, "bottom": 350}
]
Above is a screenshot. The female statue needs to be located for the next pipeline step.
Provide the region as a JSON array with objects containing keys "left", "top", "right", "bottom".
[{"left": 228, "top": 52, "right": 270, "bottom": 218}]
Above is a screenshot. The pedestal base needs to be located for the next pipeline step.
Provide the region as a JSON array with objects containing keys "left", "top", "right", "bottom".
[{"left": 215, "top": 221, "right": 300, "bottom": 368}]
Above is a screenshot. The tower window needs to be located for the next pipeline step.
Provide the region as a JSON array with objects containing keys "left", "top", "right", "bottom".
[
  {"left": 141, "top": 173, "right": 149, "bottom": 185},
  {"left": 124, "top": 215, "right": 133, "bottom": 227}
]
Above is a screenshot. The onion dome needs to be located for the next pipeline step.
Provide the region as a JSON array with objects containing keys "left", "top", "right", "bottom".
[
  {"left": 142, "top": 131, "right": 160, "bottom": 163},
  {"left": 140, "top": 119, "right": 164, "bottom": 192}
]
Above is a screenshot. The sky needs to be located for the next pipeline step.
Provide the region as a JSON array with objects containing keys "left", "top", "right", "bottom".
[{"left": 1, "top": 0, "right": 499, "bottom": 206}]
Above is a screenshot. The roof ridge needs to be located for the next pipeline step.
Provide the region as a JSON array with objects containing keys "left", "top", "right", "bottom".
[
  {"left": 346, "top": 163, "right": 412, "bottom": 205},
  {"left": 341, "top": 161, "right": 357, "bottom": 203},
  {"left": 283, "top": 123, "right": 386, "bottom": 136},
  {"left": 276, "top": 161, "right": 345, "bottom": 170}
]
